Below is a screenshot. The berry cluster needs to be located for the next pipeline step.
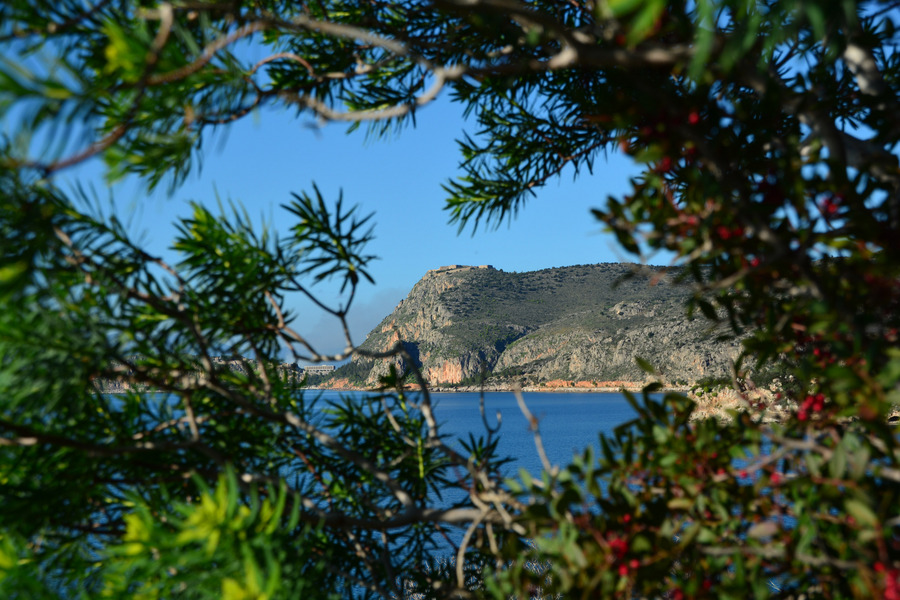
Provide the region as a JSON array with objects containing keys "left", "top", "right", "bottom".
[
  {"left": 875, "top": 563, "right": 900, "bottom": 600},
  {"left": 817, "top": 193, "right": 842, "bottom": 220},
  {"left": 797, "top": 393, "right": 826, "bottom": 422}
]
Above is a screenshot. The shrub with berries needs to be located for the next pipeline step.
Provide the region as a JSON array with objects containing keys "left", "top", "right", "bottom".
[{"left": 2, "top": 0, "right": 899, "bottom": 598}]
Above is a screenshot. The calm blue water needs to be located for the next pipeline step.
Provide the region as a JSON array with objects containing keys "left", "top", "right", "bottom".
[
  {"left": 311, "top": 390, "right": 644, "bottom": 478},
  {"left": 433, "top": 391, "right": 641, "bottom": 476}
]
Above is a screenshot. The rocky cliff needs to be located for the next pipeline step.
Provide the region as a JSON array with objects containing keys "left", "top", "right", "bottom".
[{"left": 339, "top": 263, "right": 743, "bottom": 387}]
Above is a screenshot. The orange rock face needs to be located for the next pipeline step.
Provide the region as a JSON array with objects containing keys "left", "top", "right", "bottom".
[
  {"left": 543, "top": 379, "right": 573, "bottom": 388},
  {"left": 541, "top": 379, "right": 643, "bottom": 390},
  {"left": 424, "top": 360, "right": 464, "bottom": 384},
  {"left": 318, "top": 377, "right": 353, "bottom": 389}
]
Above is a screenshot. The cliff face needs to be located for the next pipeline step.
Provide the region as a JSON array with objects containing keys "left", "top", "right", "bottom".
[{"left": 345, "top": 264, "right": 742, "bottom": 387}]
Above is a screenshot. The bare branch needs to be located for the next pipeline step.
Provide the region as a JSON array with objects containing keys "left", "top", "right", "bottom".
[
  {"left": 843, "top": 42, "right": 886, "bottom": 96},
  {"left": 146, "top": 21, "right": 268, "bottom": 86},
  {"left": 0, "top": 418, "right": 201, "bottom": 456},
  {"left": 514, "top": 386, "right": 556, "bottom": 477}
]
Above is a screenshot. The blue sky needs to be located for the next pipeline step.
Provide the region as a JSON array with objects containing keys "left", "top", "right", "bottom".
[{"left": 50, "top": 96, "right": 662, "bottom": 358}]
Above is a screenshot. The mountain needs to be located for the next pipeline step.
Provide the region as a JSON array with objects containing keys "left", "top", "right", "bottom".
[{"left": 333, "top": 263, "right": 744, "bottom": 388}]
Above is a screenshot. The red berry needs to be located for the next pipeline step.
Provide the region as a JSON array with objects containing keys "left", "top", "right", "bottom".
[
  {"left": 820, "top": 197, "right": 839, "bottom": 217},
  {"left": 609, "top": 537, "right": 628, "bottom": 558},
  {"left": 886, "top": 578, "right": 900, "bottom": 600},
  {"left": 688, "top": 111, "right": 700, "bottom": 125}
]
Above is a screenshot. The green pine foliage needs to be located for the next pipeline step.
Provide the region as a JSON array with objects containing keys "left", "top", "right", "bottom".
[{"left": 2, "top": 1, "right": 900, "bottom": 598}]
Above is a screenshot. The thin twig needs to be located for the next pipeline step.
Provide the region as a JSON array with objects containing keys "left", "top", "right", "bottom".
[{"left": 514, "top": 386, "right": 555, "bottom": 476}]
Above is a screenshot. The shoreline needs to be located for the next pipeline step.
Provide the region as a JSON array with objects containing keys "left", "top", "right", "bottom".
[
  {"left": 95, "top": 381, "right": 683, "bottom": 395},
  {"left": 307, "top": 381, "right": 690, "bottom": 394}
]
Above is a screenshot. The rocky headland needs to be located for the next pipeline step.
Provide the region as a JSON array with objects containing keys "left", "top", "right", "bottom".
[{"left": 324, "top": 263, "right": 748, "bottom": 390}]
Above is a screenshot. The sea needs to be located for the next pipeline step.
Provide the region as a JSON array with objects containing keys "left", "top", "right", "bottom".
[
  {"left": 311, "top": 390, "right": 648, "bottom": 478},
  {"left": 308, "top": 389, "right": 649, "bottom": 570}
]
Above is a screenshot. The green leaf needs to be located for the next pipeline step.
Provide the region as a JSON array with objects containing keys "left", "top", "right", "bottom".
[
  {"left": 696, "top": 299, "right": 720, "bottom": 321},
  {"left": 667, "top": 498, "right": 693, "bottom": 510},
  {"left": 626, "top": 0, "right": 666, "bottom": 45},
  {"left": 102, "top": 21, "right": 146, "bottom": 83},
  {"left": 844, "top": 498, "right": 877, "bottom": 528},
  {"left": 608, "top": 0, "right": 645, "bottom": 17},
  {"left": 631, "top": 533, "right": 653, "bottom": 553},
  {"left": 634, "top": 356, "right": 657, "bottom": 374},
  {"left": 805, "top": 4, "right": 826, "bottom": 40},
  {"left": 828, "top": 445, "right": 847, "bottom": 480},
  {"left": 519, "top": 468, "right": 534, "bottom": 491},
  {"left": 0, "top": 261, "right": 27, "bottom": 286},
  {"left": 652, "top": 425, "right": 669, "bottom": 445},
  {"left": 688, "top": 0, "right": 717, "bottom": 79},
  {"left": 633, "top": 145, "right": 665, "bottom": 164},
  {"left": 660, "top": 453, "right": 678, "bottom": 467}
]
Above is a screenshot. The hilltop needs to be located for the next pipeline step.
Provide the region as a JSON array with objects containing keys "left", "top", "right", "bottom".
[{"left": 324, "top": 263, "right": 746, "bottom": 389}]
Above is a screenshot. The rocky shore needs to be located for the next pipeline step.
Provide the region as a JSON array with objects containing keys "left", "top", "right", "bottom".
[
  {"left": 308, "top": 378, "right": 674, "bottom": 394},
  {"left": 96, "top": 376, "right": 897, "bottom": 425}
]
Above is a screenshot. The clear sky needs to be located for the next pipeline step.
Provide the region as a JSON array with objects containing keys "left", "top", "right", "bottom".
[{"left": 52, "top": 96, "right": 667, "bottom": 358}]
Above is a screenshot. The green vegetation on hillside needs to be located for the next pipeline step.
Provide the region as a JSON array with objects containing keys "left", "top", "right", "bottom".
[
  {"left": 440, "top": 264, "right": 683, "bottom": 325},
  {"left": 339, "top": 263, "right": 739, "bottom": 386},
  {"left": 3, "top": 1, "right": 900, "bottom": 598}
]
